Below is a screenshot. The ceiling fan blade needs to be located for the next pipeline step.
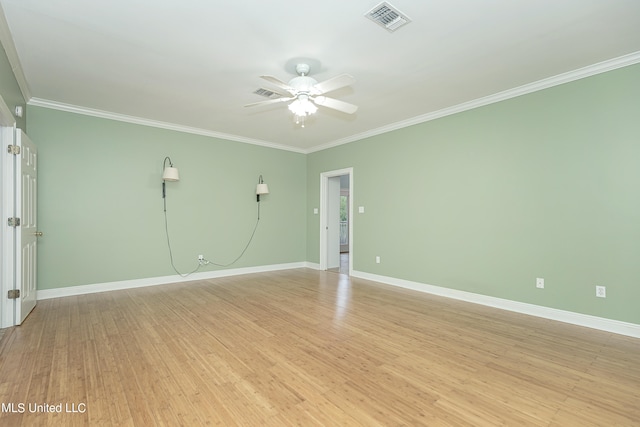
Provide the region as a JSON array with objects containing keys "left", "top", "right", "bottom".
[
  {"left": 312, "top": 74, "right": 355, "bottom": 95},
  {"left": 260, "top": 75, "right": 295, "bottom": 93},
  {"left": 244, "top": 97, "right": 294, "bottom": 108},
  {"left": 312, "top": 96, "right": 358, "bottom": 114}
]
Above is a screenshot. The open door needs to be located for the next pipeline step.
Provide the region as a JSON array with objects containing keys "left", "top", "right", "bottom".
[
  {"left": 319, "top": 168, "right": 353, "bottom": 275},
  {"left": 15, "top": 130, "right": 37, "bottom": 324},
  {"left": 327, "top": 176, "right": 341, "bottom": 270}
]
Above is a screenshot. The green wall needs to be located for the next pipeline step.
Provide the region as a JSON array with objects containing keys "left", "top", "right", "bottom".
[
  {"left": 11, "top": 51, "right": 640, "bottom": 326},
  {"left": 0, "top": 39, "right": 26, "bottom": 129},
  {"left": 307, "top": 64, "right": 640, "bottom": 324},
  {"left": 27, "top": 107, "right": 307, "bottom": 290}
]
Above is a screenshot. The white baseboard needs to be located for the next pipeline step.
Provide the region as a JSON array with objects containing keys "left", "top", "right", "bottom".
[
  {"left": 304, "top": 262, "right": 321, "bottom": 270},
  {"left": 35, "top": 263, "right": 640, "bottom": 339},
  {"left": 36, "top": 262, "right": 307, "bottom": 300},
  {"left": 351, "top": 270, "right": 640, "bottom": 339}
]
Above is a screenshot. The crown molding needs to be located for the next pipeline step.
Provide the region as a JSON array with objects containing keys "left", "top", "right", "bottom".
[
  {"left": 0, "top": 3, "right": 31, "bottom": 101},
  {"left": 306, "top": 51, "right": 640, "bottom": 154},
  {"left": 22, "top": 50, "right": 640, "bottom": 155},
  {"left": 27, "top": 98, "right": 307, "bottom": 154}
]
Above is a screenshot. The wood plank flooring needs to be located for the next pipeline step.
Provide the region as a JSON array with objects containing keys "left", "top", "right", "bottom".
[
  {"left": 327, "top": 253, "right": 349, "bottom": 275},
  {"left": 0, "top": 268, "right": 639, "bottom": 426}
]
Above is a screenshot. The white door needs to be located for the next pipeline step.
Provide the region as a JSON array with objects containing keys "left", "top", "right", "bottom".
[
  {"left": 319, "top": 168, "right": 353, "bottom": 274},
  {"left": 0, "top": 126, "right": 8, "bottom": 327},
  {"left": 339, "top": 190, "right": 349, "bottom": 253},
  {"left": 327, "top": 176, "right": 341, "bottom": 269},
  {"left": 16, "top": 131, "right": 37, "bottom": 324}
]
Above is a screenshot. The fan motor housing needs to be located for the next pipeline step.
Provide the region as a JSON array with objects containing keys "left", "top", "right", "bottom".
[
  {"left": 288, "top": 75, "right": 318, "bottom": 93},
  {"left": 295, "top": 63, "right": 311, "bottom": 75}
]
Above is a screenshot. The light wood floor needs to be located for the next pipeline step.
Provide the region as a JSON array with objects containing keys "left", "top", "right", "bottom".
[
  {"left": 1, "top": 269, "right": 639, "bottom": 426},
  {"left": 327, "top": 252, "right": 349, "bottom": 275}
]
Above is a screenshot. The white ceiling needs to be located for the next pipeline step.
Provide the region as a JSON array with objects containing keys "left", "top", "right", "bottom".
[{"left": 1, "top": 0, "right": 639, "bottom": 153}]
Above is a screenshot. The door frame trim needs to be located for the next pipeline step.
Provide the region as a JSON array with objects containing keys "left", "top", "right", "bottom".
[{"left": 319, "top": 167, "right": 353, "bottom": 274}]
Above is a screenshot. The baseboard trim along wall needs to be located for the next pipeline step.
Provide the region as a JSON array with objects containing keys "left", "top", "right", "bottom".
[
  {"left": 36, "top": 262, "right": 307, "bottom": 300},
  {"left": 304, "top": 262, "right": 321, "bottom": 270},
  {"left": 36, "top": 263, "right": 639, "bottom": 339},
  {"left": 350, "top": 270, "right": 640, "bottom": 339}
]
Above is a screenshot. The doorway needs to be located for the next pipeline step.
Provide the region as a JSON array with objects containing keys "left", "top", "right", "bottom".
[{"left": 319, "top": 168, "right": 353, "bottom": 275}]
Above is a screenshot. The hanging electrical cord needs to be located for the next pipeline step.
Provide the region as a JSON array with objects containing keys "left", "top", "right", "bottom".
[
  {"left": 164, "top": 201, "right": 263, "bottom": 277},
  {"left": 161, "top": 156, "right": 199, "bottom": 277},
  {"left": 198, "top": 201, "right": 262, "bottom": 268},
  {"left": 161, "top": 165, "right": 269, "bottom": 277},
  {"left": 163, "top": 206, "right": 201, "bottom": 277}
]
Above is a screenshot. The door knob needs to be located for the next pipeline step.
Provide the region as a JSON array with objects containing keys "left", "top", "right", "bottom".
[{"left": 34, "top": 231, "right": 43, "bottom": 237}]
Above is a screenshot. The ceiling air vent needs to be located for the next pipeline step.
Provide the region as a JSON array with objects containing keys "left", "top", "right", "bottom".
[
  {"left": 365, "top": 2, "right": 411, "bottom": 32},
  {"left": 253, "top": 88, "right": 282, "bottom": 99}
]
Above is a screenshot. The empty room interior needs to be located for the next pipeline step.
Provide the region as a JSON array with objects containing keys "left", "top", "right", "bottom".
[{"left": 1, "top": 1, "right": 639, "bottom": 425}]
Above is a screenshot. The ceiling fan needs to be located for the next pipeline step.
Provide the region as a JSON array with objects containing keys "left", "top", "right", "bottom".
[{"left": 245, "top": 63, "right": 358, "bottom": 125}]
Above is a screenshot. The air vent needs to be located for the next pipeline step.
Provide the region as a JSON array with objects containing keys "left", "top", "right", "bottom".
[
  {"left": 253, "top": 88, "right": 282, "bottom": 99},
  {"left": 365, "top": 2, "right": 411, "bottom": 32}
]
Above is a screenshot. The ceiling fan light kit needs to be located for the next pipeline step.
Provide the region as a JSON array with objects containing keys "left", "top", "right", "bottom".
[
  {"left": 245, "top": 62, "right": 358, "bottom": 127},
  {"left": 288, "top": 94, "right": 317, "bottom": 118}
]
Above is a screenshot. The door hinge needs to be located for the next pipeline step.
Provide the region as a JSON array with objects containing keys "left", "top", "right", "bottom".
[
  {"left": 7, "top": 144, "right": 20, "bottom": 155},
  {"left": 8, "top": 289, "right": 20, "bottom": 299},
  {"left": 8, "top": 217, "right": 21, "bottom": 227}
]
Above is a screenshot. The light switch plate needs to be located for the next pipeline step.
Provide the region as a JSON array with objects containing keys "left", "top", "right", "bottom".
[{"left": 358, "top": 206, "right": 365, "bottom": 213}]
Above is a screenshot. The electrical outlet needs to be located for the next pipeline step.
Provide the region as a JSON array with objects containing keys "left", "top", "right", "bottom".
[
  {"left": 198, "top": 254, "right": 204, "bottom": 262},
  {"left": 596, "top": 286, "right": 606, "bottom": 298},
  {"left": 536, "top": 278, "right": 544, "bottom": 289},
  {"left": 375, "top": 256, "right": 380, "bottom": 264}
]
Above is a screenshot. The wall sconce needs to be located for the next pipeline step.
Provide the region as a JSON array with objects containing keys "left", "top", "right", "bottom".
[
  {"left": 162, "top": 157, "right": 180, "bottom": 183},
  {"left": 162, "top": 156, "right": 179, "bottom": 211},
  {"left": 256, "top": 175, "right": 269, "bottom": 202}
]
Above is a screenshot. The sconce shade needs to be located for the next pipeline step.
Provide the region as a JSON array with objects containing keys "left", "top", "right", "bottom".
[
  {"left": 256, "top": 183, "right": 269, "bottom": 195},
  {"left": 163, "top": 166, "right": 180, "bottom": 182},
  {"left": 256, "top": 175, "right": 269, "bottom": 195}
]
